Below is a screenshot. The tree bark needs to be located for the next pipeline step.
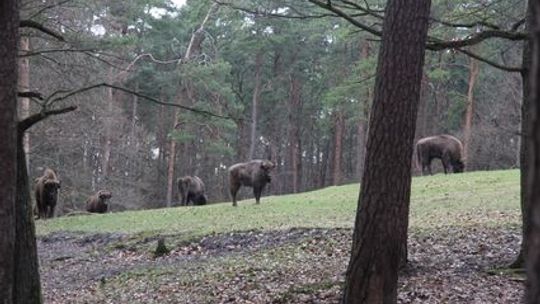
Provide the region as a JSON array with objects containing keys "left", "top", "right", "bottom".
[
  {"left": 18, "top": 37, "right": 31, "bottom": 170},
  {"left": 512, "top": 0, "right": 533, "bottom": 269},
  {"left": 341, "top": 0, "right": 431, "bottom": 303},
  {"left": 463, "top": 55, "right": 479, "bottom": 165},
  {"left": 14, "top": 126, "right": 42, "bottom": 304},
  {"left": 0, "top": 0, "right": 19, "bottom": 302},
  {"left": 526, "top": 1, "right": 540, "bottom": 301}
]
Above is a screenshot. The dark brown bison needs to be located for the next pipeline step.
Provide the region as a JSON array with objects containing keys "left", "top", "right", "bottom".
[
  {"left": 34, "top": 168, "right": 61, "bottom": 219},
  {"left": 86, "top": 190, "right": 112, "bottom": 213},
  {"left": 415, "top": 134, "right": 465, "bottom": 175},
  {"left": 229, "top": 159, "right": 275, "bottom": 206},
  {"left": 177, "top": 176, "right": 207, "bottom": 206}
]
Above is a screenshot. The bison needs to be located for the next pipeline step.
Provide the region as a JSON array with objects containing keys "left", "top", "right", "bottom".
[
  {"left": 34, "top": 168, "right": 61, "bottom": 219},
  {"left": 415, "top": 134, "right": 465, "bottom": 175},
  {"left": 177, "top": 176, "right": 207, "bottom": 206},
  {"left": 86, "top": 190, "right": 112, "bottom": 213},
  {"left": 228, "top": 159, "right": 275, "bottom": 206}
]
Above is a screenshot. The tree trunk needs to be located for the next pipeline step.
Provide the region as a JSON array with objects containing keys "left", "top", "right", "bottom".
[
  {"left": 357, "top": 41, "right": 371, "bottom": 179},
  {"left": 249, "top": 51, "right": 264, "bottom": 159},
  {"left": 14, "top": 127, "right": 42, "bottom": 304},
  {"left": 526, "top": 2, "right": 540, "bottom": 301},
  {"left": 101, "top": 67, "right": 114, "bottom": 179},
  {"left": 341, "top": 0, "right": 431, "bottom": 303},
  {"left": 463, "top": 55, "right": 479, "bottom": 165},
  {"left": 166, "top": 108, "right": 179, "bottom": 206},
  {"left": 165, "top": 3, "right": 218, "bottom": 206},
  {"left": 18, "top": 37, "right": 31, "bottom": 170},
  {"left": 0, "top": 0, "right": 19, "bottom": 301},
  {"left": 288, "top": 75, "right": 302, "bottom": 193},
  {"left": 333, "top": 110, "right": 344, "bottom": 185},
  {"left": 512, "top": 0, "right": 533, "bottom": 269}
]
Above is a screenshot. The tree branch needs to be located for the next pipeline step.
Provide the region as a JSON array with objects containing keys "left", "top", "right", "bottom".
[
  {"left": 18, "top": 91, "right": 44, "bottom": 100},
  {"left": 18, "top": 106, "right": 77, "bottom": 132},
  {"left": 455, "top": 48, "right": 523, "bottom": 73},
  {"left": 46, "top": 83, "right": 241, "bottom": 121},
  {"left": 427, "top": 30, "right": 527, "bottom": 51},
  {"left": 19, "top": 20, "right": 65, "bottom": 41},
  {"left": 430, "top": 18, "right": 501, "bottom": 30},
  {"left": 306, "top": 0, "right": 382, "bottom": 36}
]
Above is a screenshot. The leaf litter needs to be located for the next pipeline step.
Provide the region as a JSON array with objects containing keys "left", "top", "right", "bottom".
[{"left": 39, "top": 226, "right": 523, "bottom": 303}]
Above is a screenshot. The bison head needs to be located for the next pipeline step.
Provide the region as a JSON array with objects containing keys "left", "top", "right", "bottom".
[
  {"left": 98, "top": 190, "right": 112, "bottom": 200},
  {"left": 260, "top": 160, "right": 275, "bottom": 182},
  {"left": 453, "top": 160, "right": 465, "bottom": 173},
  {"left": 43, "top": 179, "right": 60, "bottom": 200}
]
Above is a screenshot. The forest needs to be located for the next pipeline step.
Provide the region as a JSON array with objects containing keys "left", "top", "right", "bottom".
[
  {"left": 16, "top": 0, "right": 524, "bottom": 212},
  {"left": 3, "top": 0, "right": 540, "bottom": 303}
]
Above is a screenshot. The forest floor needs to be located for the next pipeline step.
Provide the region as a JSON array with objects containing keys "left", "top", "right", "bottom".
[{"left": 37, "top": 170, "right": 523, "bottom": 303}]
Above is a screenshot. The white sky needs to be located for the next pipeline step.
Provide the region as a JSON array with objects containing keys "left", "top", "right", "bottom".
[{"left": 171, "top": 0, "right": 186, "bottom": 7}]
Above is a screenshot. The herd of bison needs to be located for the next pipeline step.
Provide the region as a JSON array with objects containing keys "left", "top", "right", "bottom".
[{"left": 34, "top": 134, "right": 464, "bottom": 219}]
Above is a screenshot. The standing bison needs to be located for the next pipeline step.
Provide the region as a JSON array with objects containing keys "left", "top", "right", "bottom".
[
  {"left": 86, "top": 190, "right": 112, "bottom": 213},
  {"left": 34, "top": 168, "right": 61, "bottom": 219},
  {"left": 177, "top": 176, "right": 208, "bottom": 206},
  {"left": 228, "top": 159, "right": 275, "bottom": 206},
  {"left": 415, "top": 134, "right": 465, "bottom": 175}
]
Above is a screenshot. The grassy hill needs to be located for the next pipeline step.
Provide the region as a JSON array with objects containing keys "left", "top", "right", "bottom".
[
  {"left": 38, "top": 169, "right": 524, "bottom": 303},
  {"left": 37, "top": 169, "right": 520, "bottom": 238}
]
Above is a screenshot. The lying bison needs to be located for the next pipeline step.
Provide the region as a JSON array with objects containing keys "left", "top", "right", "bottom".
[
  {"left": 177, "top": 176, "right": 207, "bottom": 206},
  {"left": 415, "top": 134, "right": 465, "bottom": 175},
  {"left": 229, "top": 159, "right": 275, "bottom": 206},
  {"left": 35, "top": 168, "right": 61, "bottom": 219},
  {"left": 86, "top": 190, "right": 112, "bottom": 213}
]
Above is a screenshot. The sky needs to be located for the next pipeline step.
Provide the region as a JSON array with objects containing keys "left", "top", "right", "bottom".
[{"left": 171, "top": 0, "right": 186, "bottom": 7}]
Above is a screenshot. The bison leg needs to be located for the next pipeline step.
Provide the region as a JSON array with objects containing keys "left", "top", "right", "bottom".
[
  {"left": 253, "top": 186, "right": 263, "bottom": 204},
  {"left": 441, "top": 153, "right": 451, "bottom": 174},
  {"left": 47, "top": 204, "right": 55, "bottom": 218},
  {"left": 230, "top": 182, "right": 241, "bottom": 207},
  {"left": 180, "top": 193, "right": 188, "bottom": 206},
  {"left": 421, "top": 160, "right": 432, "bottom": 175}
]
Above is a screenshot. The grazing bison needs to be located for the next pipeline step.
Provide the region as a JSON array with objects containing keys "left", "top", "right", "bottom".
[
  {"left": 177, "top": 176, "right": 207, "bottom": 206},
  {"left": 35, "top": 168, "right": 61, "bottom": 219},
  {"left": 228, "top": 159, "right": 275, "bottom": 206},
  {"left": 415, "top": 134, "right": 465, "bottom": 175},
  {"left": 86, "top": 190, "right": 112, "bottom": 213}
]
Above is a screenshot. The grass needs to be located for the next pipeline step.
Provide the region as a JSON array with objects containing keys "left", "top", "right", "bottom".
[{"left": 37, "top": 169, "right": 521, "bottom": 238}]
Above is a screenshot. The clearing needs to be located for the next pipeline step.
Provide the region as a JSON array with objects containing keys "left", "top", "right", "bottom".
[{"left": 37, "top": 169, "right": 522, "bottom": 303}]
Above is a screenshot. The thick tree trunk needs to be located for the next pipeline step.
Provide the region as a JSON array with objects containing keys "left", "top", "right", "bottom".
[
  {"left": 463, "top": 56, "right": 479, "bottom": 164},
  {"left": 526, "top": 2, "right": 540, "bottom": 301},
  {"left": 512, "top": 0, "right": 533, "bottom": 269},
  {"left": 19, "top": 37, "right": 31, "bottom": 170},
  {"left": 14, "top": 128, "right": 42, "bottom": 304},
  {"left": 249, "top": 51, "right": 264, "bottom": 159},
  {"left": 341, "top": 0, "right": 431, "bottom": 303},
  {"left": 0, "top": 0, "right": 19, "bottom": 301}
]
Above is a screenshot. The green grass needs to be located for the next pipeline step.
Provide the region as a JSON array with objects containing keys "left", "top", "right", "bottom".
[{"left": 37, "top": 169, "right": 520, "bottom": 237}]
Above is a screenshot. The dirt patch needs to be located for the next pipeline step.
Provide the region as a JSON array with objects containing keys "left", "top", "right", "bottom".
[{"left": 38, "top": 227, "right": 523, "bottom": 303}]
